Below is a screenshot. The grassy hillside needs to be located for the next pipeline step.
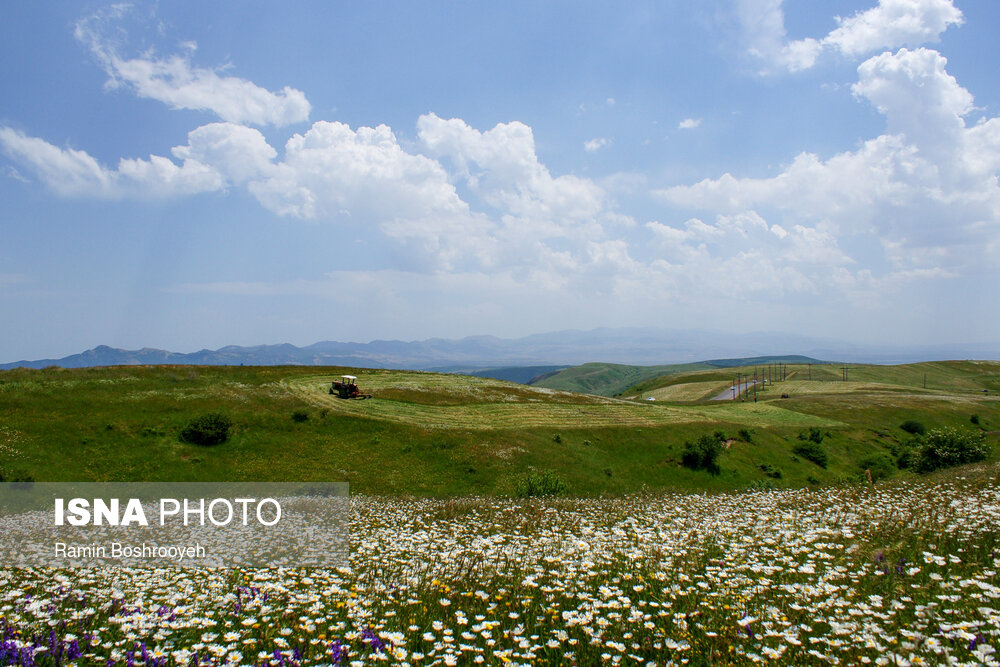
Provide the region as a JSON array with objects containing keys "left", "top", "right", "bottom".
[
  {"left": 533, "top": 356, "right": 827, "bottom": 397},
  {"left": 529, "top": 361, "right": 713, "bottom": 395},
  {"left": 625, "top": 359, "right": 1000, "bottom": 399},
  {"left": 0, "top": 362, "right": 997, "bottom": 495}
]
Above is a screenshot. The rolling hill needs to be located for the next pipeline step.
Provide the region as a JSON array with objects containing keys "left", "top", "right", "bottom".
[
  {"left": 530, "top": 356, "right": 827, "bottom": 396},
  {"left": 0, "top": 360, "right": 997, "bottom": 496}
]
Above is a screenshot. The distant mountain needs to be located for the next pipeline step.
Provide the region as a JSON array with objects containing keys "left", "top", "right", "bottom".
[{"left": 2, "top": 328, "right": 998, "bottom": 371}]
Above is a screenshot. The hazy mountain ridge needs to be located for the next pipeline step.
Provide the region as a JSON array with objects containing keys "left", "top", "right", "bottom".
[{"left": 2, "top": 328, "right": 998, "bottom": 371}]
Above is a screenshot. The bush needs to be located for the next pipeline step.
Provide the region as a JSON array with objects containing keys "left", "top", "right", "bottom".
[
  {"left": 915, "top": 427, "right": 991, "bottom": 473},
  {"left": 793, "top": 441, "right": 828, "bottom": 468},
  {"left": 971, "top": 414, "right": 981, "bottom": 426},
  {"left": 682, "top": 433, "right": 724, "bottom": 473},
  {"left": 180, "top": 413, "right": 233, "bottom": 446},
  {"left": 857, "top": 453, "right": 896, "bottom": 481},
  {"left": 895, "top": 445, "right": 920, "bottom": 470},
  {"left": 758, "top": 463, "right": 782, "bottom": 479},
  {"left": 798, "top": 427, "right": 825, "bottom": 444},
  {"left": 291, "top": 410, "right": 309, "bottom": 423},
  {"left": 738, "top": 428, "right": 755, "bottom": 443},
  {"left": 515, "top": 470, "right": 568, "bottom": 497},
  {"left": 747, "top": 479, "right": 777, "bottom": 492},
  {"left": 900, "top": 420, "right": 926, "bottom": 436}
]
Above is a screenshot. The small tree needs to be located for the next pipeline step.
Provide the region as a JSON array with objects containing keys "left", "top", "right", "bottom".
[
  {"left": 915, "top": 427, "right": 990, "bottom": 473},
  {"left": 793, "top": 441, "right": 828, "bottom": 468},
  {"left": 180, "top": 413, "right": 233, "bottom": 446},
  {"left": 900, "top": 420, "right": 926, "bottom": 436},
  {"left": 682, "top": 433, "right": 724, "bottom": 474}
]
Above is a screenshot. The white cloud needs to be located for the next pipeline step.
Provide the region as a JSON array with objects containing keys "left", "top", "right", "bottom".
[
  {"left": 824, "top": 0, "right": 963, "bottom": 57},
  {"left": 853, "top": 47, "right": 971, "bottom": 163},
  {"left": 678, "top": 118, "right": 702, "bottom": 129},
  {"left": 418, "top": 113, "right": 607, "bottom": 229},
  {"left": 0, "top": 127, "right": 222, "bottom": 198},
  {"left": 172, "top": 123, "right": 278, "bottom": 185},
  {"left": 736, "top": 0, "right": 822, "bottom": 73},
  {"left": 584, "top": 137, "right": 612, "bottom": 152},
  {"left": 656, "top": 47, "right": 1000, "bottom": 275},
  {"left": 75, "top": 9, "right": 310, "bottom": 126},
  {"left": 739, "top": 0, "right": 962, "bottom": 73},
  {"left": 250, "top": 121, "right": 470, "bottom": 222}
]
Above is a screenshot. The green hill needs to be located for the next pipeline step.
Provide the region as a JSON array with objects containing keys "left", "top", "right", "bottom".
[
  {"left": 529, "top": 361, "right": 714, "bottom": 395},
  {"left": 531, "top": 356, "right": 830, "bottom": 397},
  {"left": 0, "top": 362, "right": 997, "bottom": 496}
]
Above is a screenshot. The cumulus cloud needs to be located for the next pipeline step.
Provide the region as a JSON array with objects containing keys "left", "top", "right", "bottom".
[
  {"left": 853, "top": 47, "right": 971, "bottom": 164},
  {"left": 171, "top": 123, "right": 278, "bottom": 185},
  {"left": 678, "top": 118, "right": 702, "bottom": 129},
  {"left": 0, "top": 126, "right": 222, "bottom": 198},
  {"left": 75, "top": 8, "right": 310, "bottom": 126},
  {"left": 418, "top": 113, "right": 607, "bottom": 230},
  {"left": 657, "top": 47, "right": 1000, "bottom": 275},
  {"left": 739, "top": 0, "right": 962, "bottom": 73},
  {"left": 824, "top": 0, "right": 963, "bottom": 56}
]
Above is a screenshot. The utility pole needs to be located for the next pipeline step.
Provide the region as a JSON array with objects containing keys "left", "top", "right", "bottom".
[
  {"left": 923, "top": 373, "right": 927, "bottom": 389},
  {"left": 808, "top": 363, "right": 811, "bottom": 381}
]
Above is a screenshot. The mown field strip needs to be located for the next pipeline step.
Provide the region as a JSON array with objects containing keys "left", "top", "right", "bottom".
[
  {"left": 648, "top": 380, "right": 731, "bottom": 402},
  {"left": 283, "top": 375, "right": 839, "bottom": 430}
]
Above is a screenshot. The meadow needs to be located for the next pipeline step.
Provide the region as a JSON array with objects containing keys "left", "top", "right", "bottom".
[
  {"left": 1, "top": 361, "right": 999, "bottom": 664},
  {"left": 0, "top": 362, "right": 997, "bottom": 494},
  {"left": 1, "top": 462, "right": 998, "bottom": 665}
]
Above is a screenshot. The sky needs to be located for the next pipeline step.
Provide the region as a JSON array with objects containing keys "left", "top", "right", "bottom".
[{"left": 1, "top": 0, "right": 999, "bottom": 361}]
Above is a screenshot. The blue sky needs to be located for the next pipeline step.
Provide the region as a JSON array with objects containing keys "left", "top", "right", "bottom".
[{"left": 2, "top": 0, "right": 998, "bottom": 360}]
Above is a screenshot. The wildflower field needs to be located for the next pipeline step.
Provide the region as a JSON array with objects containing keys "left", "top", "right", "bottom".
[{"left": 3, "top": 464, "right": 999, "bottom": 666}]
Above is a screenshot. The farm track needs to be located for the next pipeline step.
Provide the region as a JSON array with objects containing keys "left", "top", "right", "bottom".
[{"left": 282, "top": 373, "right": 840, "bottom": 430}]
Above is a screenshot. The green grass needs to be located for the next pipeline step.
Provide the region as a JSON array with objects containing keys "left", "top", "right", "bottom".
[
  {"left": 4, "top": 464, "right": 999, "bottom": 665},
  {"left": 530, "top": 361, "right": 713, "bottom": 396},
  {"left": 0, "top": 362, "right": 998, "bottom": 495}
]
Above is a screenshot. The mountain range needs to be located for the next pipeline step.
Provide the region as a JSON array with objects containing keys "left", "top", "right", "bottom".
[{"left": 2, "top": 328, "right": 999, "bottom": 371}]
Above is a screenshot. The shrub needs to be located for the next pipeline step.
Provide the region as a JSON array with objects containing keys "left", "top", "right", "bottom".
[
  {"left": 798, "top": 427, "right": 825, "bottom": 444},
  {"left": 915, "top": 427, "right": 991, "bottom": 473},
  {"left": 900, "top": 420, "right": 926, "bottom": 436},
  {"left": 515, "top": 470, "right": 568, "bottom": 497},
  {"left": 758, "top": 463, "right": 782, "bottom": 479},
  {"left": 682, "top": 433, "right": 724, "bottom": 474},
  {"left": 180, "top": 413, "right": 233, "bottom": 446},
  {"left": 738, "top": 428, "right": 755, "bottom": 444},
  {"left": 895, "top": 445, "right": 920, "bottom": 470},
  {"left": 793, "top": 441, "right": 828, "bottom": 468},
  {"left": 747, "top": 479, "right": 777, "bottom": 492},
  {"left": 291, "top": 410, "right": 309, "bottom": 423},
  {"left": 971, "top": 414, "right": 981, "bottom": 426},
  {"left": 858, "top": 453, "right": 896, "bottom": 481},
  {"left": 552, "top": 434, "right": 562, "bottom": 444}
]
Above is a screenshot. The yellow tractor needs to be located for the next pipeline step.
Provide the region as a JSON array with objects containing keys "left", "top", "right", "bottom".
[{"left": 329, "top": 375, "right": 372, "bottom": 399}]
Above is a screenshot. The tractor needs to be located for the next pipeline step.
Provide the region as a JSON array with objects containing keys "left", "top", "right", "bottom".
[{"left": 329, "top": 375, "right": 372, "bottom": 399}]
